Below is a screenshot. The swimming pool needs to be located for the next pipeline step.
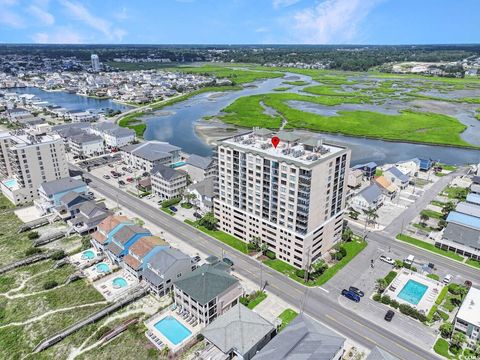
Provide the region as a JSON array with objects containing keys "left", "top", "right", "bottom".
[
  {"left": 398, "top": 279, "right": 428, "bottom": 305},
  {"left": 2, "top": 179, "right": 17, "bottom": 188},
  {"left": 96, "top": 262, "right": 110, "bottom": 273},
  {"left": 81, "top": 250, "right": 95, "bottom": 260},
  {"left": 112, "top": 277, "right": 127, "bottom": 288},
  {"left": 170, "top": 161, "right": 186, "bottom": 168},
  {"left": 154, "top": 316, "right": 192, "bottom": 345}
]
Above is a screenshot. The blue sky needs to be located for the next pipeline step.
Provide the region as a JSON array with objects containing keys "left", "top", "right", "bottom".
[{"left": 0, "top": 0, "right": 479, "bottom": 44}]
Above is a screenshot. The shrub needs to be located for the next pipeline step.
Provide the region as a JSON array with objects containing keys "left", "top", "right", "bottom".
[
  {"left": 335, "top": 252, "right": 344, "bottom": 261},
  {"left": 390, "top": 300, "right": 399, "bottom": 309},
  {"left": 28, "top": 231, "right": 39, "bottom": 239},
  {"left": 265, "top": 250, "right": 276, "bottom": 260},
  {"left": 436, "top": 286, "right": 449, "bottom": 305},
  {"left": 196, "top": 334, "right": 204, "bottom": 341},
  {"left": 384, "top": 271, "right": 397, "bottom": 285},
  {"left": 51, "top": 250, "right": 66, "bottom": 260},
  {"left": 43, "top": 280, "right": 58, "bottom": 290},
  {"left": 381, "top": 295, "right": 391, "bottom": 305},
  {"left": 295, "top": 269, "right": 305, "bottom": 279},
  {"left": 239, "top": 296, "right": 249, "bottom": 306},
  {"left": 25, "top": 247, "right": 42, "bottom": 256},
  {"left": 161, "top": 197, "right": 181, "bottom": 208},
  {"left": 372, "top": 293, "right": 381, "bottom": 302}
]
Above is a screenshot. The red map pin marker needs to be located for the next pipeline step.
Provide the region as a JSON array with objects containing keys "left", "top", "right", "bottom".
[{"left": 271, "top": 136, "right": 280, "bottom": 148}]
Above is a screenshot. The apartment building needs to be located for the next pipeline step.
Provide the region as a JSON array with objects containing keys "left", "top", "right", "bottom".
[
  {"left": 68, "top": 133, "right": 104, "bottom": 158},
  {"left": 454, "top": 286, "right": 480, "bottom": 347},
  {"left": 151, "top": 164, "right": 188, "bottom": 200},
  {"left": 0, "top": 131, "right": 68, "bottom": 205},
  {"left": 213, "top": 129, "right": 350, "bottom": 269},
  {"left": 121, "top": 141, "right": 181, "bottom": 172}
]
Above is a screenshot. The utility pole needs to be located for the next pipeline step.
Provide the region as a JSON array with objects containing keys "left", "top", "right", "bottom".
[{"left": 303, "top": 246, "right": 311, "bottom": 284}]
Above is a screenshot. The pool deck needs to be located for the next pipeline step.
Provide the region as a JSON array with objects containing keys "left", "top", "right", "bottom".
[
  {"left": 384, "top": 269, "right": 445, "bottom": 314},
  {"left": 145, "top": 307, "right": 201, "bottom": 353},
  {"left": 92, "top": 270, "right": 138, "bottom": 301},
  {"left": 83, "top": 259, "right": 119, "bottom": 282},
  {"left": 69, "top": 247, "right": 104, "bottom": 270}
]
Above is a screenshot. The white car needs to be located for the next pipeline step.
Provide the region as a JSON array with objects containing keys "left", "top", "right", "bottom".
[{"left": 380, "top": 255, "right": 395, "bottom": 265}]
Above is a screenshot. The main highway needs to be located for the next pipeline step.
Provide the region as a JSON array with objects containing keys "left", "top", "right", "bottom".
[{"left": 77, "top": 166, "right": 477, "bottom": 360}]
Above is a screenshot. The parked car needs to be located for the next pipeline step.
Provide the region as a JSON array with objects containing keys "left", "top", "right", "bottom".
[
  {"left": 464, "top": 280, "right": 473, "bottom": 288},
  {"left": 349, "top": 286, "right": 364, "bottom": 297},
  {"left": 341, "top": 289, "right": 360, "bottom": 302},
  {"left": 191, "top": 255, "right": 201, "bottom": 264},
  {"left": 169, "top": 206, "right": 178, "bottom": 212},
  {"left": 379, "top": 255, "right": 395, "bottom": 265},
  {"left": 384, "top": 310, "right": 395, "bottom": 322},
  {"left": 142, "top": 172, "right": 149, "bottom": 177},
  {"left": 223, "top": 258, "right": 234, "bottom": 267},
  {"left": 126, "top": 177, "right": 134, "bottom": 183},
  {"left": 118, "top": 180, "right": 126, "bottom": 186},
  {"left": 103, "top": 174, "right": 110, "bottom": 180},
  {"left": 193, "top": 212, "right": 202, "bottom": 219},
  {"left": 404, "top": 255, "right": 415, "bottom": 266},
  {"left": 122, "top": 166, "right": 128, "bottom": 171},
  {"left": 108, "top": 164, "right": 114, "bottom": 168},
  {"left": 443, "top": 274, "right": 453, "bottom": 284}
]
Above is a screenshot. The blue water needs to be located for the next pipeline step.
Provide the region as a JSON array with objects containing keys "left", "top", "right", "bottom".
[
  {"left": 154, "top": 316, "right": 192, "bottom": 345},
  {"left": 112, "top": 277, "right": 127, "bottom": 288},
  {"left": 96, "top": 262, "right": 110, "bottom": 273},
  {"left": 170, "top": 161, "right": 186, "bottom": 168},
  {"left": 12, "top": 87, "right": 131, "bottom": 112},
  {"left": 398, "top": 280, "right": 428, "bottom": 305},
  {"left": 82, "top": 250, "right": 95, "bottom": 260},
  {"left": 3, "top": 179, "right": 17, "bottom": 188}
]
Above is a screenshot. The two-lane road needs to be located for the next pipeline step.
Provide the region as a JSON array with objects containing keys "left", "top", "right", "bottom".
[{"left": 78, "top": 167, "right": 442, "bottom": 360}]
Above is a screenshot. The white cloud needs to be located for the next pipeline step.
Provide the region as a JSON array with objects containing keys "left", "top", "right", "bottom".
[
  {"left": 255, "top": 27, "right": 269, "bottom": 33},
  {"left": 114, "top": 6, "right": 128, "bottom": 20},
  {"left": 32, "top": 28, "right": 83, "bottom": 43},
  {"left": 0, "top": 0, "right": 24, "bottom": 28},
  {"left": 273, "top": 0, "right": 301, "bottom": 9},
  {"left": 59, "top": 0, "right": 126, "bottom": 41},
  {"left": 28, "top": 5, "right": 55, "bottom": 25},
  {"left": 291, "top": 0, "right": 382, "bottom": 44}
]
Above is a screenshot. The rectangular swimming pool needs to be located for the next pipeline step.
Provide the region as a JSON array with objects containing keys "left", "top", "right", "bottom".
[
  {"left": 397, "top": 279, "right": 428, "bottom": 305},
  {"left": 2, "top": 179, "right": 17, "bottom": 188},
  {"left": 154, "top": 316, "right": 191, "bottom": 345}
]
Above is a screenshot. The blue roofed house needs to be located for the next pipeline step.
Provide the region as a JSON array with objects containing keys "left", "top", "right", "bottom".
[
  {"left": 419, "top": 158, "right": 433, "bottom": 171},
  {"left": 383, "top": 167, "right": 409, "bottom": 189},
  {"left": 105, "top": 224, "right": 151, "bottom": 264},
  {"left": 90, "top": 215, "right": 133, "bottom": 252},
  {"left": 352, "top": 162, "right": 377, "bottom": 180},
  {"left": 466, "top": 193, "right": 480, "bottom": 206},
  {"left": 36, "top": 177, "right": 87, "bottom": 215}
]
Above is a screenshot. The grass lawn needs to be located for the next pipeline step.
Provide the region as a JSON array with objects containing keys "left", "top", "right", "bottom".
[
  {"left": 427, "top": 273, "right": 440, "bottom": 281},
  {"left": 431, "top": 200, "right": 447, "bottom": 207},
  {"left": 160, "top": 207, "right": 175, "bottom": 216},
  {"left": 466, "top": 258, "right": 480, "bottom": 269},
  {"left": 396, "top": 234, "right": 464, "bottom": 261},
  {"left": 263, "top": 240, "right": 367, "bottom": 286},
  {"left": 118, "top": 113, "right": 146, "bottom": 138},
  {"left": 434, "top": 338, "right": 452, "bottom": 359},
  {"left": 184, "top": 220, "right": 249, "bottom": 254},
  {"left": 421, "top": 209, "right": 444, "bottom": 220},
  {"left": 241, "top": 291, "right": 267, "bottom": 310},
  {"left": 277, "top": 308, "right": 298, "bottom": 331},
  {"left": 384, "top": 271, "right": 398, "bottom": 285},
  {"left": 442, "top": 186, "right": 468, "bottom": 200}
]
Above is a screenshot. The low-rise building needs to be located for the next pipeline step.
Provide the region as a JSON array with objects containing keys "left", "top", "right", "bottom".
[
  {"left": 105, "top": 224, "right": 151, "bottom": 264},
  {"left": 347, "top": 168, "right": 363, "bottom": 188},
  {"left": 181, "top": 154, "right": 216, "bottom": 183},
  {"left": 350, "top": 183, "right": 384, "bottom": 212},
  {"left": 186, "top": 177, "right": 214, "bottom": 215},
  {"left": 7, "top": 108, "right": 31, "bottom": 122},
  {"left": 68, "top": 201, "right": 110, "bottom": 234},
  {"left": 68, "top": 133, "right": 104, "bottom": 158},
  {"left": 384, "top": 167, "right": 409, "bottom": 189},
  {"left": 201, "top": 304, "right": 275, "bottom": 360},
  {"left": 436, "top": 222, "right": 480, "bottom": 260},
  {"left": 253, "top": 313, "right": 345, "bottom": 360},
  {"left": 366, "top": 347, "right": 400, "bottom": 360},
  {"left": 396, "top": 158, "right": 420, "bottom": 177},
  {"left": 68, "top": 110, "right": 99, "bottom": 123},
  {"left": 122, "top": 236, "right": 168, "bottom": 278},
  {"left": 90, "top": 215, "right": 133, "bottom": 251},
  {"left": 454, "top": 286, "right": 480, "bottom": 347},
  {"left": 121, "top": 141, "right": 181, "bottom": 172},
  {"left": 352, "top": 161, "right": 377, "bottom": 180},
  {"left": 142, "top": 247, "right": 192, "bottom": 297},
  {"left": 151, "top": 164, "right": 188, "bottom": 200},
  {"left": 374, "top": 175, "right": 399, "bottom": 199},
  {"left": 173, "top": 263, "right": 243, "bottom": 327},
  {"left": 36, "top": 177, "right": 87, "bottom": 215},
  {"left": 52, "top": 191, "right": 91, "bottom": 220},
  {"left": 102, "top": 127, "right": 135, "bottom": 148}
]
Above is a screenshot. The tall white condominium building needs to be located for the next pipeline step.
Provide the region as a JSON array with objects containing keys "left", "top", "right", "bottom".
[
  {"left": 214, "top": 128, "right": 350, "bottom": 269},
  {"left": 91, "top": 54, "right": 100, "bottom": 72},
  {"left": 0, "top": 131, "right": 68, "bottom": 205}
]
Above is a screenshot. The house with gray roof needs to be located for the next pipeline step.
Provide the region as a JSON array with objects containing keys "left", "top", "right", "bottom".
[
  {"left": 253, "top": 313, "right": 346, "bottom": 360},
  {"left": 384, "top": 166, "right": 409, "bottom": 189},
  {"left": 68, "top": 201, "right": 111, "bottom": 234},
  {"left": 366, "top": 347, "right": 400, "bottom": 360},
  {"left": 121, "top": 141, "right": 181, "bottom": 172},
  {"left": 182, "top": 154, "right": 217, "bottom": 182},
  {"left": 436, "top": 222, "right": 480, "bottom": 261},
  {"left": 105, "top": 224, "right": 151, "bottom": 264},
  {"left": 90, "top": 123, "right": 135, "bottom": 148},
  {"left": 173, "top": 263, "right": 243, "bottom": 326},
  {"left": 68, "top": 133, "right": 105, "bottom": 158},
  {"left": 186, "top": 177, "right": 214, "bottom": 214},
  {"left": 141, "top": 247, "right": 192, "bottom": 297},
  {"left": 52, "top": 191, "right": 91, "bottom": 219},
  {"left": 151, "top": 164, "right": 188, "bottom": 200},
  {"left": 201, "top": 304, "right": 275, "bottom": 360},
  {"left": 350, "top": 183, "right": 384, "bottom": 212},
  {"left": 36, "top": 177, "right": 87, "bottom": 214}
]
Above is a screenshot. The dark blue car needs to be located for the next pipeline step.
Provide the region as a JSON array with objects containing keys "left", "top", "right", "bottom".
[
  {"left": 341, "top": 289, "right": 360, "bottom": 302},
  {"left": 169, "top": 206, "right": 178, "bottom": 212}
]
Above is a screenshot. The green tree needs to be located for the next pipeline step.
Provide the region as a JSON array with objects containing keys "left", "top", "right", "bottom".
[
  {"left": 442, "top": 201, "right": 456, "bottom": 217},
  {"left": 342, "top": 226, "right": 354, "bottom": 242},
  {"left": 473, "top": 341, "right": 480, "bottom": 357},
  {"left": 451, "top": 331, "right": 466, "bottom": 349},
  {"left": 420, "top": 213, "right": 429, "bottom": 226},
  {"left": 439, "top": 322, "right": 453, "bottom": 338},
  {"left": 376, "top": 278, "right": 388, "bottom": 293},
  {"left": 199, "top": 212, "right": 218, "bottom": 230},
  {"left": 363, "top": 208, "right": 379, "bottom": 230}
]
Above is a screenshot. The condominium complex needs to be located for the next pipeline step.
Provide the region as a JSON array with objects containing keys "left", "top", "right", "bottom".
[
  {"left": 213, "top": 129, "right": 350, "bottom": 269},
  {"left": 0, "top": 131, "right": 68, "bottom": 204}
]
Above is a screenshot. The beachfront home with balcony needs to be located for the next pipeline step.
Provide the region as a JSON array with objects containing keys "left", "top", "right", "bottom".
[
  {"left": 90, "top": 215, "right": 133, "bottom": 251},
  {"left": 68, "top": 201, "right": 110, "bottom": 234},
  {"left": 151, "top": 164, "right": 188, "bottom": 200},
  {"left": 122, "top": 236, "right": 168, "bottom": 278},
  {"left": 121, "top": 141, "right": 181, "bottom": 172},
  {"left": 105, "top": 224, "right": 151, "bottom": 264},
  {"left": 173, "top": 263, "right": 243, "bottom": 327},
  {"left": 36, "top": 177, "right": 87, "bottom": 215},
  {"left": 142, "top": 247, "right": 192, "bottom": 297}
]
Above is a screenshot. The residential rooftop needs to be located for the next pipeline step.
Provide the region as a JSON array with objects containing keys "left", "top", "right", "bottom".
[
  {"left": 456, "top": 286, "right": 480, "bottom": 328},
  {"left": 219, "top": 128, "right": 346, "bottom": 167},
  {"left": 446, "top": 211, "right": 480, "bottom": 231},
  {"left": 0, "top": 131, "right": 62, "bottom": 148}
]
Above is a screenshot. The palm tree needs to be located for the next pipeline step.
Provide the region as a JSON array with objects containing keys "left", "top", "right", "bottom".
[
  {"left": 420, "top": 213, "right": 429, "bottom": 226},
  {"left": 451, "top": 331, "right": 466, "bottom": 349},
  {"left": 363, "top": 208, "right": 379, "bottom": 231}
]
